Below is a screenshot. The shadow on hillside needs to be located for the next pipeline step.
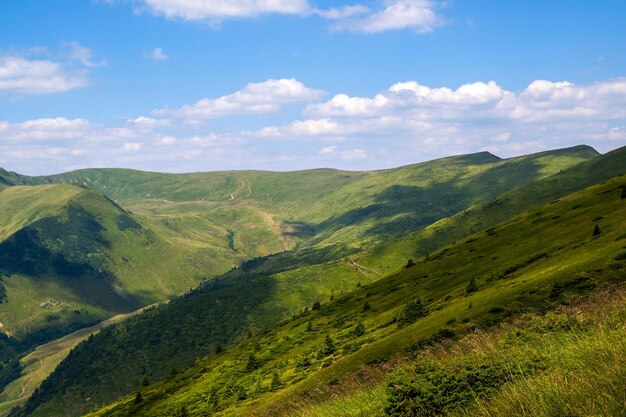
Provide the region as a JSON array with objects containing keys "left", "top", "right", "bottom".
[
  {"left": 299, "top": 159, "right": 549, "bottom": 242},
  {"left": 0, "top": 210, "right": 146, "bottom": 344}
]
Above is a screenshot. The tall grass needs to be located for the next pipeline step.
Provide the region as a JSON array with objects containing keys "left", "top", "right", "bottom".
[{"left": 297, "top": 287, "right": 626, "bottom": 417}]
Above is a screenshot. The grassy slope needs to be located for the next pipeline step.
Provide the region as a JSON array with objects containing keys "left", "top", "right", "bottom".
[
  {"left": 39, "top": 146, "right": 598, "bottom": 250},
  {"left": 23, "top": 171, "right": 626, "bottom": 417},
  {"left": 297, "top": 287, "right": 626, "bottom": 417},
  {"left": 4, "top": 146, "right": 607, "bottom": 417},
  {"left": 354, "top": 145, "right": 626, "bottom": 274},
  {"left": 0, "top": 304, "right": 155, "bottom": 417},
  {"left": 0, "top": 184, "right": 234, "bottom": 343},
  {"left": 81, "top": 173, "right": 626, "bottom": 417}
]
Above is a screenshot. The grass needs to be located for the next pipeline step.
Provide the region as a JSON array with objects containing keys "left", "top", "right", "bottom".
[
  {"left": 298, "top": 287, "right": 626, "bottom": 417},
  {"left": 64, "top": 172, "right": 626, "bottom": 417}
]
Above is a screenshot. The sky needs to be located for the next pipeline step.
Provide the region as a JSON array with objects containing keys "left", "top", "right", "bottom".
[{"left": 1, "top": 0, "right": 625, "bottom": 175}]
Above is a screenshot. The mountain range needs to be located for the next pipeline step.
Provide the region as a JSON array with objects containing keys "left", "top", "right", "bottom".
[{"left": 0, "top": 144, "right": 624, "bottom": 417}]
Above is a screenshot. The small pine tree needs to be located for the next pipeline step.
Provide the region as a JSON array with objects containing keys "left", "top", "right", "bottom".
[
  {"left": 215, "top": 343, "right": 224, "bottom": 354},
  {"left": 306, "top": 321, "right": 313, "bottom": 332},
  {"left": 140, "top": 376, "right": 151, "bottom": 387},
  {"left": 246, "top": 353, "right": 260, "bottom": 371},
  {"left": 236, "top": 385, "right": 247, "bottom": 401},
  {"left": 270, "top": 372, "right": 282, "bottom": 391},
  {"left": 362, "top": 301, "right": 371, "bottom": 312},
  {"left": 134, "top": 391, "right": 143, "bottom": 404},
  {"left": 398, "top": 298, "right": 426, "bottom": 327},
  {"left": 353, "top": 321, "right": 365, "bottom": 337},
  {"left": 320, "top": 334, "right": 336, "bottom": 356},
  {"left": 312, "top": 300, "right": 321, "bottom": 311},
  {"left": 404, "top": 259, "right": 416, "bottom": 268},
  {"left": 466, "top": 277, "right": 478, "bottom": 295},
  {"left": 593, "top": 224, "right": 601, "bottom": 236}
]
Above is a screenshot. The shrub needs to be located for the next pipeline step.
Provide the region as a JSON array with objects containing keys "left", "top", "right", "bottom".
[
  {"left": 385, "top": 360, "right": 521, "bottom": 416},
  {"left": 318, "top": 334, "right": 336, "bottom": 357},
  {"left": 353, "top": 321, "right": 365, "bottom": 337},
  {"left": 246, "top": 353, "right": 260, "bottom": 371},
  {"left": 397, "top": 298, "right": 426, "bottom": 327},
  {"left": 466, "top": 277, "right": 478, "bottom": 295},
  {"left": 134, "top": 391, "right": 143, "bottom": 404}
]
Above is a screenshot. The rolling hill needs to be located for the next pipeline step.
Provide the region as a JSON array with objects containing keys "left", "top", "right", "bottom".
[
  {"left": 66, "top": 166, "right": 626, "bottom": 417},
  {"left": 0, "top": 144, "right": 619, "bottom": 417},
  {"left": 6, "top": 145, "right": 626, "bottom": 417}
]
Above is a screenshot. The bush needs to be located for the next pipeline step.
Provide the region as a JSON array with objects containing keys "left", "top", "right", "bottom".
[
  {"left": 385, "top": 360, "right": 516, "bottom": 416},
  {"left": 246, "top": 353, "right": 260, "bottom": 371},
  {"left": 465, "top": 277, "right": 478, "bottom": 295},
  {"left": 397, "top": 298, "right": 426, "bottom": 327},
  {"left": 352, "top": 321, "right": 366, "bottom": 337},
  {"left": 318, "top": 334, "right": 336, "bottom": 358}
]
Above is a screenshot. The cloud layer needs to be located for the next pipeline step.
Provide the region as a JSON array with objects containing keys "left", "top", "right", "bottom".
[{"left": 1, "top": 77, "right": 625, "bottom": 174}]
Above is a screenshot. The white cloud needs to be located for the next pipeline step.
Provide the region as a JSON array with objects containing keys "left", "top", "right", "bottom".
[
  {"left": 123, "top": 0, "right": 446, "bottom": 34},
  {"left": 331, "top": 0, "right": 444, "bottom": 34},
  {"left": 127, "top": 116, "right": 170, "bottom": 128},
  {"left": 0, "top": 56, "right": 89, "bottom": 95},
  {"left": 147, "top": 47, "right": 169, "bottom": 61},
  {"left": 2, "top": 77, "right": 626, "bottom": 175},
  {"left": 306, "top": 78, "right": 626, "bottom": 123},
  {"left": 313, "top": 5, "right": 370, "bottom": 19},
  {"left": 141, "top": 0, "right": 310, "bottom": 21},
  {"left": 319, "top": 145, "right": 338, "bottom": 155},
  {"left": 156, "top": 78, "right": 323, "bottom": 119},
  {"left": 66, "top": 42, "right": 107, "bottom": 67},
  {"left": 122, "top": 142, "right": 142, "bottom": 151}
]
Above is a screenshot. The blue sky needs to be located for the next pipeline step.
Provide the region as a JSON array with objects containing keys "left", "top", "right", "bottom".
[{"left": 1, "top": 0, "right": 625, "bottom": 174}]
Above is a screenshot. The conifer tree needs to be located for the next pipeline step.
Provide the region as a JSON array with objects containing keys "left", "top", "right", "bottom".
[{"left": 593, "top": 224, "right": 601, "bottom": 236}]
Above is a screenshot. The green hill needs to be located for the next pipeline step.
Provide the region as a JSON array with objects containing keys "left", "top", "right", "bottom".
[
  {"left": 36, "top": 145, "right": 599, "bottom": 250},
  {"left": 0, "top": 146, "right": 596, "bottom": 344},
  {"left": 8, "top": 146, "right": 625, "bottom": 417},
  {"left": 0, "top": 184, "right": 223, "bottom": 345},
  {"left": 72, "top": 169, "right": 626, "bottom": 417},
  {"left": 0, "top": 145, "right": 608, "bottom": 417}
]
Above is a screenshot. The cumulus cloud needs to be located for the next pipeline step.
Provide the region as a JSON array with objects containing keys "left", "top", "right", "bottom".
[
  {"left": 0, "top": 43, "right": 105, "bottom": 96},
  {"left": 254, "top": 77, "right": 626, "bottom": 162},
  {"left": 306, "top": 78, "right": 626, "bottom": 122},
  {"left": 331, "top": 0, "right": 444, "bottom": 33},
  {"left": 156, "top": 78, "right": 323, "bottom": 119},
  {"left": 0, "top": 56, "right": 89, "bottom": 95}
]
